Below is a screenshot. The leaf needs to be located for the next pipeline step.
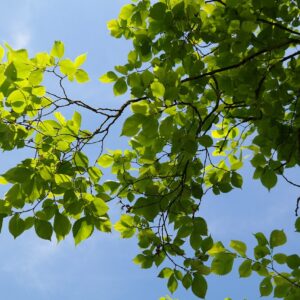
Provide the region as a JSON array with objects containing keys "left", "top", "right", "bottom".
[
  {"left": 211, "top": 253, "right": 235, "bottom": 275},
  {"left": 270, "top": 230, "right": 287, "bottom": 248},
  {"left": 7, "top": 90, "right": 27, "bottom": 113},
  {"left": 254, "top": 245, "right": 270, "bottom": 259},
  {"left": 167, "top": 274, "right": 178, "bottom": 294},
  {"left": 261, "top": 168, "right": 277, "bottom": 190},
  {"left": 87, "top": 166, "right": 102, "bottom": 183},
  {"left": 59, "top": 59, "right": 76, "bottom": 77},
  {"left": 92, "top": 197, "right": 109, "bottom": 216},
  {"left": 54, "top": 174, "right": 72, "bottom": 189},
  {"left": 295, "top": 217, "right": 300, "bottom": 232},
  {"left": 254, "top": 232, "right": 268, "bottom": 246},
  {"left": 74, "top": 53, "right": 87, "bottom": 67},
  {"left": 2, "top": 167, "right": 32, "bottom": 183},
  {"left": 9, "top": 214, "right": 25, "bottom": 238},
  {"left": 207, "top": 242, "right": 226, "bottom": 256},
  {"left": 131, "top": 102, "right": 149, "bottom": 115},
  {"left": 121, "top": 114, "right": 144, "bottom": 136},
  {"left": 192, "top": 273, "right": 207, "bottom": 299},
  {"left": 75, "top": 69, "right": 89, "bottom": 83},
  {"left": 273, "top": 253, "right": 287, "bottom": 264},
  {"left": 201, "top": 236, "right": 214, "bottom": 253},
  {"left": 182, "top": 273, "right": 192, "bottom": 290},
  {"left": 54, "top": 213, "right": 71, "bottom": 239},
  {"left": 158, "top": 268, "right": 173, "bottom": 279},
  {"left": 34, "top": 219, "right": 53, "bottom": 240},
  {"left": 190, "top": 230, "right": 202, "bottom": 250},
  {"left": 0, "top": 45, "right": 4, "bottom": 61},
  {"left": 51, "top": 41, "right": 64, "bottom": 58},
  {"left": 119, "top": 4, "right": 135, "bottom": 20},
  {"left": 198, "top": 135, "right": 213, "bottom": 147},
  {"left": 72, "top": 217, "right": 94, "bottom": 245},
  {"left": 230, "top": 240, "right": 247, "bottom": 257},
  {"left": 97, "top": 154, "right": 114, "bottom": 168},
  {"left": 73, "top": 151, "right": 89, "bottom": 169},
  {"left": 114, "top": 215, "right": 135, "bottom": 238},
  {"left": 231, "top": 172, "right": 243, "bottom": 188},
  {"left": 260, "top": 277, "right": 273, "bottom": 296},
  {"left": 238, "top": 260, "right": 252, "bottom": 278},
  {"left": 113, "top": 78, "right": 127, "bottom": 96},
  {"left": 151, "top": 81, "right": 165, "bottom": 98},
  {"left": 286, "top": 254, "right": 300, "bottom": 269},
  {"left": 149, "top": 2, "right": 167, "bottom": 20},
  {"left": 100, "top": 71, "right": 118, "bottom": 83},
  {"left": 191, "top": 181, "right": 203, "bottom": 199}
]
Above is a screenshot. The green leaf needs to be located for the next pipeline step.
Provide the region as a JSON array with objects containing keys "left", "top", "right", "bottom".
[
  {"left": 51, "top": 41, "right": 64, "bottom": 58},
  {"left": 97, "top": 154, "right": 114, "bottom": 168},
  {"left": 231, "top": 172, "right": 243, "bottom": 188},
  {"left": 7, "top": 90, "right": 27, "bottom": 113},
  {"left": 254, "top": 232, "right": 268, "bottom": 246},
  {"left": 5, "top": 184, "right": 25, "bottom": 208},
  {"left": 34, "top": 219, "right": 53, "bottom": 240},
  {"left": 9, "top": 214, "right": 25, "bottom": 238},
  {"left": 211, "top": 253, "right": 235, "bottom": 275},
  {"left": 260, "top": 277, "right": 273, "bottom": 296},
  {"left": 201, "top": 236, "right": 214, "bottom": 253},
  {"left": 73, "top": 151, "right": 89, "bottom": 169},
  {"left": 74, "top": 53, "right": 87, "bottom": 67},
  {"left": 88, "top": 166, "right": 102, "bottom": 183},
  {"left": 192, "top": 273, "right": 207, "bottom": 299},
  {"left": 198, "top": 135, "right": 213, "bottom": 147},
  {"left": 261, "top": 168, "right": 277, "bottom": 190},
  {"left": 114, "top": 215, "right": 135, "bottom": 238},
  {"left": 54, "top": 174, "right": 72, "bottom": 189},
  {"left": 131, "top": 102, "right": 149, "bottom": 115},
  {"left": 208, "top": 242, "right": 226, "bottom": 256},
  {"left": 270, "top": 230, "right": 287, "bottom": 248},
  {"left": 113, "top": 78, "right": 127, "bottom": 96},
  {"left": 0, "top": 45, "right": 4, "bottom": 61},
  {"left": 2, "top": 167, "right": 32, "bottom": 183},
  {"left": 274, "top": 282, "right": 290, "bottom": 298},
  {"left": 238, "top": 260, "right": 252, "bottom": 278},
  {"left": 167, "top": 274, "right": 178, "bottom": 294},
  {"left": 151, "top": 81, "right": 165, "bottom": 98},
  {"left": 190, "top": 230, "right": 202, "bottom": 250},
  {"left": 72, "top": 217, "right": 94, "bottom": 245},
  {"left": 121, "top": 114, "right": 144, "bottom": 136},
  {"left": 54, "top": 213, "right": 71, "bottom": 239},
  {"left": 92, "top": 197, "right": 109, "bottom": 216},
  {"left": 149, "top": 2, "right": 167, "bottom": 20},
  {"left": 119, "top": 4, "right": 135, "bottom": 20},
  {"left": 100, "top": 71, "right": 118, "bottom": 83},
  {"left": 191, "top": 181, "right": 203, "bottom": 199},
  {"left": 273, "top": 253, "right": 287, "bottom": 264},
  {"left": 230, "top": 240, "right": 247, "bottom": 257},
  {"left": 295, "top": 217, "right": 300, "bottom": 232},
  {"left": 158, "top": 268, "right": 173, "bottom": 279},
  {"left": 254, "top": 245, "right": 270, "bottom": 259},
  {"left": 107, "top": 19, "right": 122, "bottom": 38},
  {"left": 286, "top": 254, "right": 300, "bottom": 269},
  {"left": 182, "top": 273, "right": 192, "bottom": 290},
  {"left": 75, "top": 69, "right": 89, "bottom": 83}
]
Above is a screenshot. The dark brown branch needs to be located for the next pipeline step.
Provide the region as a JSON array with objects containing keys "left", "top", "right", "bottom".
[
  {"left": 257, "top": 18, "right": 300, "bottom": 37},
  {"left": 181, "top": 39, "right": 300, "bottom": 83}
]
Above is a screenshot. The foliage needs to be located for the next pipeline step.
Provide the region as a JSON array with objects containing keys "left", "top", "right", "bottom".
[{"left": 0, "top": 0, "right": 300, "bottom": 298}]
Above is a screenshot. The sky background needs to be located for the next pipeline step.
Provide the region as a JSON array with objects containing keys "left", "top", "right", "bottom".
[{"left": 0, "top": 1, "right": 299, "bottom": 299}]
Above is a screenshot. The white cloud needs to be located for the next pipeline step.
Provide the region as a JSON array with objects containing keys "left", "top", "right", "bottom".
[
  {"left": 0, "top": 237, "right": 62, "bottom": 291},
  {"left": 11, "top": 31, "right": 31, "bottom": 49}
]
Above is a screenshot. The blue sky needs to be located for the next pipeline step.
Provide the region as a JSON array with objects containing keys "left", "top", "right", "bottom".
[{"left": 0, "top": 1, "right": 298, "bottom": 299}]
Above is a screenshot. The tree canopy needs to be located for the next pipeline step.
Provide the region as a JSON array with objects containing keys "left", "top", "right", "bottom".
[{"left": 0, "top": 0, "right": 300, "bottom": 298}]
